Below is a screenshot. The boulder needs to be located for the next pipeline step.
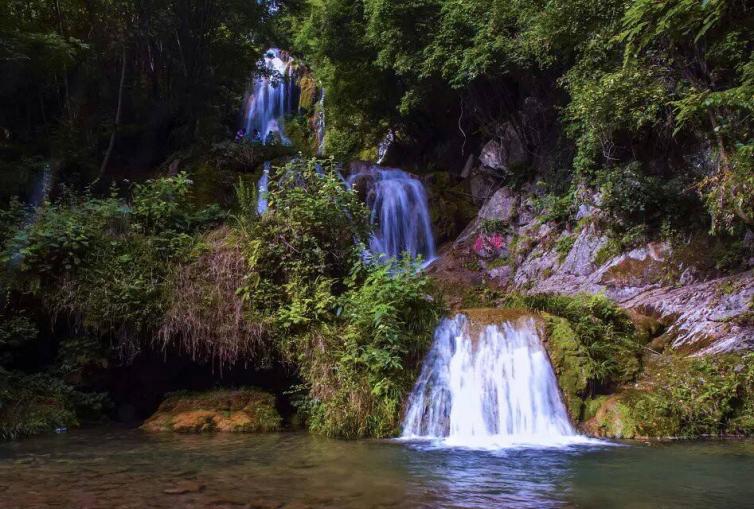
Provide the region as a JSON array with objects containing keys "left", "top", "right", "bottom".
[
  {"left": 142, "top": 388, "right": 282, "bottom": 433},
  {"left": 479, "top": 123, "right": 527, "bottom": 173},
  {"left": 468, "top": 166, "right": 501, "bottom": 206},
  {"left": 560, "top": 224, "right": 608, "bottom": 277},
  {"left": 478, "top": 186, "right": 518, "bottom": 223}
]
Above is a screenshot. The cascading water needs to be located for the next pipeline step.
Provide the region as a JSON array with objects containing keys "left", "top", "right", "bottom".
[
  {"left": 376, "top": 129, "right": 394, "bottom": 164},
  {"left": 242, "top": 49, "right": 295, "bottom": 145},
  {"left": 257, "top": 161, "right": 271, "bottom": 215},
  {"left": 348, "top": 166, "right": 436, "bottom": 263},
  {"left": 315, "top": 89, "right": 326, "bottom": 156},
  {"left": 402, "top": 313, "right": 590, "bottom": 448}
]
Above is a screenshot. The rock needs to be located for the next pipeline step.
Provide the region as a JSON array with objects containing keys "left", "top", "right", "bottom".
[
  {"left": 480, "top": 140, "right": 505, "bottom": 171},
  {"left": 456, "top": 187, "right": 518, "bottom": 243},
  {"left": 599, "top": 242, "right": 672, "bottom": 288},
  {"left": 478, "top": 123, "right": 527, "bottom": 174},
  {"left": 487, "top": 265, "right": 512, "bottom": 285},
  {"left": 142, "top": 388, "right": 282, "bottom": 433},
  {"left": 468, "top": 166, "right": 501, "bottom": 206},
  {"left": 478, "top": 186, "right": 518, "bottom": 223},
  {"left": 560, "top": 224, "right": 607, "bottom": 277}
]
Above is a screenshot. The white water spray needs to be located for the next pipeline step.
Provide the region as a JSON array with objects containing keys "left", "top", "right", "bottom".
[{"left": 402, "top": 314, "right": 589, "bottom": 448}]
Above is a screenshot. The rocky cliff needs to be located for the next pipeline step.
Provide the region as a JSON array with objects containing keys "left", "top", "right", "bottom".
[{"left": 430, "top": 174, "right": 754, "bottom": 355}]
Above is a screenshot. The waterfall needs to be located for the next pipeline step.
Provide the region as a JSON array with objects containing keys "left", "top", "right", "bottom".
[
  {"left": 315, "top": 89, "right": 326, "bottom": 155},
  {"left": 348, "top": 166, "right": 436, "bottom": 263},
  {"left": 376, "top": 129, "right": 394, "bottom": 164},
  {"left": 402, "top": 314, "right": 589, "bottom": 448},
  {"left": 257, "top": 161, "right": 271, "bottom": 215},
  {"left": 243, "top": 49, "right": 295, "bottom": 145}
]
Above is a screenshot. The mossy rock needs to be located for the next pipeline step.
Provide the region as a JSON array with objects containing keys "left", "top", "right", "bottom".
[
  {"left": 582, "top": 394, "right": 640, "bottom": 439},
  {"left": 142, "top": 388, "right": 282, "bottom": 433},
  {"left": 541, "top": 316, "right": 591, "bottom": 421}
]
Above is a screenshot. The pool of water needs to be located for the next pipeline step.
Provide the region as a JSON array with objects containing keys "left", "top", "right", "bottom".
[{"left": 2, "top": 429, "right": 754, "bottom": 508}]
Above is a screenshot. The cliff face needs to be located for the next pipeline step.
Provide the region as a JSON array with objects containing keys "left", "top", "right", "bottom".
[{"left": 430, "top": 181, "right": 754, "bottom": 355}]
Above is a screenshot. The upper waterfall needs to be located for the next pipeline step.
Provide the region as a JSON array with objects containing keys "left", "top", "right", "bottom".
[
  {"left": 242, "top": 49, "right": 296, "bottom": 145},
  {"left": 348, "top": 165, "right": 436, "bottom": 263},
  {"left": 402, "top": 312, "right": 591, "bottom": 448}
]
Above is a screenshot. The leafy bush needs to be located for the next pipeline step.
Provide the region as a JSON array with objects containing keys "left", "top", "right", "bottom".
[
  {"left": 503, "top": 292, "right": 642, "bottom": 388},
  {"left": 631, "top": 354, "right": 754, "bottom": 438},
  {"left": 298, "top": 258, "right": 440, "bottom": 438},
  {"left": 2, "top": 175, "right": 221, "bottom": 350},
  {"left": 0, "top": 368, "right": 107, "bottom": 440},
  {"left": 238, "top": 158, "right": 370, "bottom": 325}
]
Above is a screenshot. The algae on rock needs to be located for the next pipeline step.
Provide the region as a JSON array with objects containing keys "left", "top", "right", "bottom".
[{"left": 142, "top": 389, "right": 282, "bottom": 433}]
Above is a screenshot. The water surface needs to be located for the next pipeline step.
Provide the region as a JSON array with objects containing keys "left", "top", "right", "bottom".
[{"left": 2, "top": 429, "right": 754, "bottom": 508}]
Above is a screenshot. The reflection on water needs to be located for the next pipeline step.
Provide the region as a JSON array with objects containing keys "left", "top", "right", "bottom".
[{"left": 2, "top": 429, "right": 754, "bottom": 508}]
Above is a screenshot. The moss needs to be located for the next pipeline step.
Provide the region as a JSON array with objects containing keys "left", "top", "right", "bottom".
[
  {"left": 581, "top": 352, "right": 754, "bottom": 439},
  {"left": 584, "top": 394, "right": 641, "bottom": 439},
  {"left": 555, "top": 234, "right": 576, "bottom": 262},
  {"left": 582, "top": 395, "right": 609, "bottom": 422},
  {"left": 141, "top": 388, "right": 282, "bottom": 433},
  {"left": 594, "top": 237, "right": 621, "bottom": 266},
  {"left": 542, "top": 316, "right": 591, "bottom": 421}
]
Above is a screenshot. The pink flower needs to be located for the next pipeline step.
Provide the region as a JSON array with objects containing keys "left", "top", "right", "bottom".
[
  {"left": 473, "top": 235, "right": 484, "bottom": 254},
  {"left": 489, "top": 233, "right": 504, "bottom": 250}
]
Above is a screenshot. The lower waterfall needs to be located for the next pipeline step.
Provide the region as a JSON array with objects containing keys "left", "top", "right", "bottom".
[{"left": 402, "top": 313, "right": 592, "bottom": 448}]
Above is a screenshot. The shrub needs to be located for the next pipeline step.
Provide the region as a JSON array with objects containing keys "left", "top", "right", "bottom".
[
  {"left": 631, "top": 354, "right": 754, "bottom": 438},
  {"left": 503, "top": 292, "right": 641, "bottom": 387},
  {"left": 298, "top": 258, "right": 441, "bottom": 438}
]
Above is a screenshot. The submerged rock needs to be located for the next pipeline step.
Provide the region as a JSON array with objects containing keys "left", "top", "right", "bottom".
[{"left": 142, "top": 389, "right": 282, "bottom": 433}]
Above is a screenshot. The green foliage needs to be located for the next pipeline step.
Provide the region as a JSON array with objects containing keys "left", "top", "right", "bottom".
[
  {"left": 503, "top": 292, "right": 642, "bottom": 389},
  {"left": 2, "top": 175, "right": 220, "bottom": 345},
  {"left": 533, "top": 189, "right": 577, "bottom": 224},
  {"left": 0, "top": 368, "right": 107, "bottom": 440},
  {"left": 294, "top": 0, "right": 754, "bottom": 231},
  {"left": 298, "top": 258, "right": 440, "bottom": 438},
  {"left": 0, "top": 312, "right": 38, "bottom": 366},
  {"left": 1, "top": 0, "right": 272, "bottom": 170},
  {"left": 480, "top": 218, "right": 507, "bottom": 235},
  {"left": 631, "top": 354, "right": 754, "bottom": 438},
  {"left": 554, "top": 234, "right": 576, "bottom": 262},
  {"left": 232, "top": 157, "right": 441, "bottom": 438},
  {"left": 239, "top": 158, "right": 370, "bottom": 324}
]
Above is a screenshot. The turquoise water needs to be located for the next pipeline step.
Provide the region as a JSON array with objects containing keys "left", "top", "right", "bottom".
[{"left": 2, "top": 429, "right": 754, "bottom": 508}]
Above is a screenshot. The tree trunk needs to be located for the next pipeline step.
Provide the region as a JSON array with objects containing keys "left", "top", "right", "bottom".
[{"left": 99, "top": 46, "right": 127, "bottom": 177}]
